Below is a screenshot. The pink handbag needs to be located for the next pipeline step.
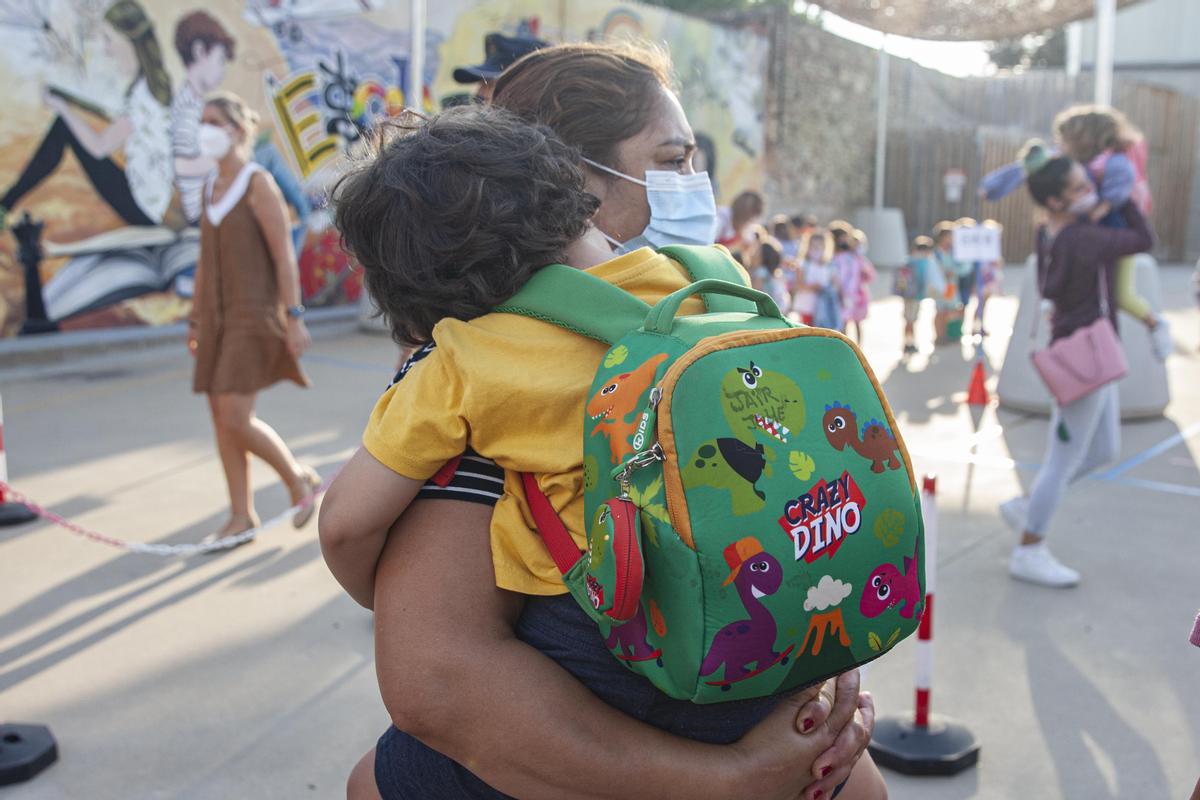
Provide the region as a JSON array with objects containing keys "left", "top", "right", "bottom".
[{"left": 1029, "top": 241, "right": 1128, "bottom": 406}]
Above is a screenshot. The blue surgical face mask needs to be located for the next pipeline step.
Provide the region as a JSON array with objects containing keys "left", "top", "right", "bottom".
[{"left": 583, "top": 158, "right": 718, "bottom": 254}]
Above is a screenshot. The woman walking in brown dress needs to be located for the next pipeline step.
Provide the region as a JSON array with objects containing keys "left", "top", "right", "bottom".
[{"left": 188, "top": 92, "right": 319, "bottom": 543}]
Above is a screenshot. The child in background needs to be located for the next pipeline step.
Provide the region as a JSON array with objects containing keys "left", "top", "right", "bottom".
[
  {"left": 974, "top": 219, "right": 1005, "bottom": 337},
  {"left": 1057, "top": 106, "right": 1171, "bottom": 360},
  {"left": 932, "top": 220, "right": 963, "bottom": 343},
  {"left": 793, "top": 228, "right": 831, "bottom": 326},
  {"left": 739, "top": 222, "right": 771, "bottom": 273},
  {"left": 791, "top": 213, "right": 818, "bottom": 245},
  {"left": 895, "top": 235, "right": 940, "bottom": 355},
  {"left": 843, "top": 229, "right": 875, "bottom": 345},
  {"left": 757, "top": 239, "right": 793, "bottom": 317},
  {"left": 772, "top": 214, "right": 800, "bottom": 264},
  {"left": 830, "top": 227, "right": 865, "bottom": 342},
  {"left": 715, "top": 189, "right": 765, "bottom": 263},
  {"left": 769, "top": 215, "right": 800, "bottom": 298},
  {"left": 981, "top": 104, "right": 1171, "bottom": 360},
  {"left": 953, "top": 217, "right": 979, "bottom": 312}
]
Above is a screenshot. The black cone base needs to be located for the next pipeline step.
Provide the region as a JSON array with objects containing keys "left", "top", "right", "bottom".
[
  {"left": 869, "top": 713, "right": 980, "bottom": 776},
  {"left": 0, "top": 723, "right": 58, "bottom": 785},
  {"left": 0, "top": 502, "right": 36, "bottom": 527}
]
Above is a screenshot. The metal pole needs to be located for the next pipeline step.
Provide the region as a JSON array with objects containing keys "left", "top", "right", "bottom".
[
  {"left": 1065, "top": 22, "right": 1082, "bottom": 78},
  {"left": 874, "top": 35, "right": 889, "bottom": 210},
  {"left": 409, "top": 0, "right": 426, "bottom": 112},
  {"left": 1094, "top": 0, "right": 1116, "bottom": 106}
]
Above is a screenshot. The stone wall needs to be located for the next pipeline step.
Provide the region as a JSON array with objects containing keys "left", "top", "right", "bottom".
[{"left": 761, "top": 13, "right": 877, "bottom": 222}]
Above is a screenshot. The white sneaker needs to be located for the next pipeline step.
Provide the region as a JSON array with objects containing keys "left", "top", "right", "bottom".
[
  {"left": 1009, "top": 542, "right": 1080, "bottom": 588},
  {"left": 999, "top": 496, "right": 1029, "bottom": 533},
  {"left": 1150, "top": 317, "right": 1173, "bottom": 362}
]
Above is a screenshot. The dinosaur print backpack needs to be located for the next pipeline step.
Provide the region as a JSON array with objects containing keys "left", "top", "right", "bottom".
[{"left": 500, "top": 245, "right": 925, "bottom": 703}]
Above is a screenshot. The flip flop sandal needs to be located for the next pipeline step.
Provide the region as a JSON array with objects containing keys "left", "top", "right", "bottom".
[
  {"left": 292, "top": 466, "right": 322, "bottom": 529},
  {"left": 200, "top": 515, "right": 259, "bottom": 554}
]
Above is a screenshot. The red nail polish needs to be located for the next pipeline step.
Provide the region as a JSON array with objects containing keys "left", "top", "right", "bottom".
[
  {"left": 802, "top": 718, "right": 814, "bottom": 732},
  {"left": 813, "top": 790, "right": 824, "bottom": 799},
  {"left": 821, "top": 766, "right": 832, "bottom": 777}
]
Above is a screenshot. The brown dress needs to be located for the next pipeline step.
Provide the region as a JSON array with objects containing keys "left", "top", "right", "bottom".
[{"left": 192, "top": 163, "right": 309, "bottom": 394}]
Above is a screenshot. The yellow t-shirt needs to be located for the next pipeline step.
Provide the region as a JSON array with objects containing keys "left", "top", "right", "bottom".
[{"left": 364, "top": 247, "right": 740, "bottom": 595}]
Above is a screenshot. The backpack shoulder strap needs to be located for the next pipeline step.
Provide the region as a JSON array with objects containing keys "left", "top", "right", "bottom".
[
  {"left": 496, "top": 264, "right": 651, "bottom": 345},
  {"left": 657, "top": 244, "right": 755, "bottom": 313}
]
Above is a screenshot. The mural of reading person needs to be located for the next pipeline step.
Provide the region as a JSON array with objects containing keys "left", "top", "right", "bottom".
[
  {"left": 0, "top": 0, "right": 172, "bottom": 231},
  {"left": 171, "top": 10, "right": 310, "bottom": 252},
  {"left": 172, "top": 10, "right": 236, "bottom": 227}
]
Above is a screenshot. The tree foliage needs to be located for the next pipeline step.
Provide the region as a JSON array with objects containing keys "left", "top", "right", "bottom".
[{"left": 988, "top": 28, "right": 1066, "bottom": 71}]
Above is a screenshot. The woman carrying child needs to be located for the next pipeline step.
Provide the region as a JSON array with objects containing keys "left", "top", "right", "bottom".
[
  {"left": 322, "top": 43, "right": 883, "bottom": 800},
  {"left": 998, "top": 141, "right": 1152, "bottom": 587},
  {"left": 981, "top": 104, "right": 1171, "bottom": 361}
]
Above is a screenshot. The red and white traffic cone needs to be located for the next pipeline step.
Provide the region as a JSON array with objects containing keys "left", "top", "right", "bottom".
[
  {"left": 868, "top": 474, "right": 979, "bottom": 776},
  {"left": 0, "top": 394, "right": 36, "bottom": 526}
]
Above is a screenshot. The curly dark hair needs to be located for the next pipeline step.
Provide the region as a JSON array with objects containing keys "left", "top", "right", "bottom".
[{"left": 333, "top": 106, "right": 600, "bottom": 345}]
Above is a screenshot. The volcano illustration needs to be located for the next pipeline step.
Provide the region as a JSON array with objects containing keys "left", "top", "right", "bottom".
[
  {"left": 778, "top": 607, "right": 857, "bottom": 690},
  {"left": 801, "top": 608, "right": 851, "bottom": 658}
]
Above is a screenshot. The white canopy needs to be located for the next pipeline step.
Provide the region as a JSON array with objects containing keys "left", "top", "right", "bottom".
[{"left": 803, "top": 0, "right": 1145, "bottom": 42}]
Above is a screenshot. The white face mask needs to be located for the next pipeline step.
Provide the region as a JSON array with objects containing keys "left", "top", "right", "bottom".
[
  {"left": 198, "top": 124, "right": 233, "bottom": 159},
  {"left": 583, "top": 158, "right": 718, "bottom": 254},
  {"left": 1067, "top": 189, "right": 1099, "bottom": 217}
]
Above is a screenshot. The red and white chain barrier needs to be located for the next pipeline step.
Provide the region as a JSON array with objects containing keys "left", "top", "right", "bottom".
[{"left": 0, "top": 473, "right": 337, "bottom": 557}]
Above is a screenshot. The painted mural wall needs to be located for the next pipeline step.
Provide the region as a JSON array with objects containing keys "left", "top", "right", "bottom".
[{"left": 0, "top": 0, "right": 766, "bottom": 337}]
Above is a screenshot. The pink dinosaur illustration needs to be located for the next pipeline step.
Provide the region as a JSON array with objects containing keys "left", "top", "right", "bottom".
[
  {"left": 822, "top": 401, "right": 902, "bottom": 474},
  {"left": 860, "top": 536, "right": 923, "bottom": 619},
  {"left": 588, "top": 353, "right": 669, "bottom": 463},
  {"left": 700, "top": 537, "right": 789, "bottom": 688}
]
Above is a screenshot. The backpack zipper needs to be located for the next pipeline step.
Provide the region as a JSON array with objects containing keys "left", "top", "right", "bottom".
[{"left": 606, "top": 498, "right": 643, "bottom": 621}]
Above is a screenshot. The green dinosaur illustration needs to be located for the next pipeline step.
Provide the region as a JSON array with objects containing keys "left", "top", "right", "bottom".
[
  {"left": 683, "top": 438, "right": 776, "bottom": 516},
  {"left": 719, "top": 361, "right": 805, "bottom": 445}
]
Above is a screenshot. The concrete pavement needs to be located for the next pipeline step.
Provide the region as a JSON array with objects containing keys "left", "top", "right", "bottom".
[{"left": 1, "top": 266, "right": 1197, "bottom": 799}]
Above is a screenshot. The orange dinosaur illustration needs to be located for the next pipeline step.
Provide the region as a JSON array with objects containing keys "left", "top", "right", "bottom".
[
  {"left": 588, "top": 353, "right": 669, "bottom": 463},
  {"left": 822, "top": 401, "right": 902, "bottom": 473}
]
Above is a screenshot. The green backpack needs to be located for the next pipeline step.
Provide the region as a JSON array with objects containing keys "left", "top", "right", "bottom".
[{"left": 501, "top": 245, "right": 925, "bottom": 703}]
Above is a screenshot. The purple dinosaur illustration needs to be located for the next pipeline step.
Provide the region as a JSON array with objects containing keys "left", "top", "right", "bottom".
[
  {"left": 700, "top": 536, "right": 786, "bottom": 684},
  {"left": 605, "top": 602, "right": 662, "bottom": 665}
]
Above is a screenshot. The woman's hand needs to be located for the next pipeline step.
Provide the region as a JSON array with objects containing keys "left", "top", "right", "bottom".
[
  {"left": 807, "top": 678, "right": 877, "bottom": 800},
  {"left": 187, "top": 322, "right": 198, "bottom": 357},
  {"left": 729, "top": 670, "right": 873, "bottom": 800},
  {"left": 286, "top": 317, "right": 310, "bottom": 359}
]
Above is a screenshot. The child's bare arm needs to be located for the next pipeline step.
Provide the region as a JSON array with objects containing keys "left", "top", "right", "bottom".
[
  {"left": 319, "top": 447, "right": 424, "bottom": 608},
  {"left": 1088, "top": 200, "right": 1113, "bottom": 223}
]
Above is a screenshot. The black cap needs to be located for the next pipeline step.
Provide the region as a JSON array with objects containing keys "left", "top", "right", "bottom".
[{"left": 453, "top": 33, "right": 548, "bottom": 84}]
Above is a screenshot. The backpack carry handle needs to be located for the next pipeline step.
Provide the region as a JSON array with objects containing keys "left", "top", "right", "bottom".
[{"left": 644, "top": 279, "right": 784, "bottom": 335}]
